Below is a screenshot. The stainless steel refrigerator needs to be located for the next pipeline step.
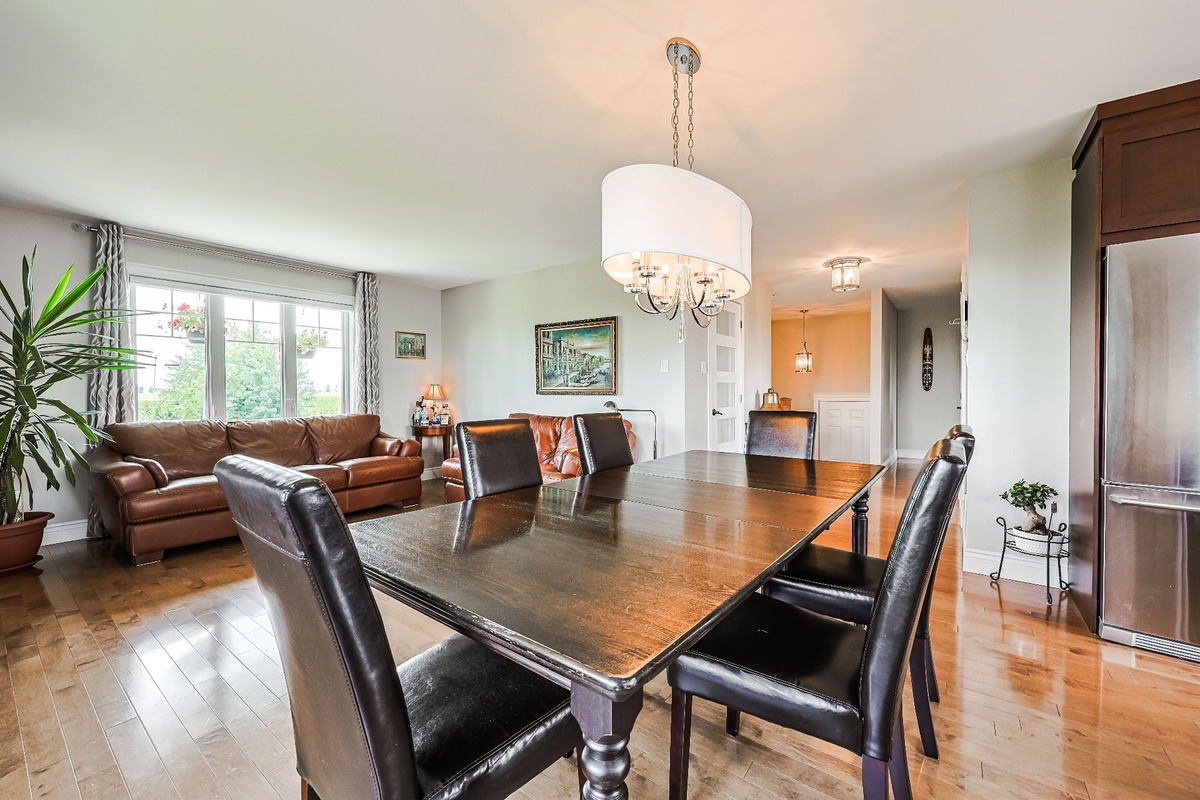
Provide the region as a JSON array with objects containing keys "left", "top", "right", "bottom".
[{"left": 1102, "top": 234, "right": 1200, "bottom": 661}]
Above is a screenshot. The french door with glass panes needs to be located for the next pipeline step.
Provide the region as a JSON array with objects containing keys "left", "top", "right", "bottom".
[{"left": 707, "top": 300, "right": 745, "bottom": 452}]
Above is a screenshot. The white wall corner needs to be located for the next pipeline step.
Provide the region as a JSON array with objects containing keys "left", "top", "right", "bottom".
[{"left": 896, "top": 448, "right": 927, "bottom": 460}]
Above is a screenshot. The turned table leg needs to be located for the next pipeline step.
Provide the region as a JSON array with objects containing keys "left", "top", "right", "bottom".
[
  {"left": 571, "top": 684, "right": 643, "bottom": 800},
  {"left": 852, "top": 492, "right": 870, "bottom": 555}
]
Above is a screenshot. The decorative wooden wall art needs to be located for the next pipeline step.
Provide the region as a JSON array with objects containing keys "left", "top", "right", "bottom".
[{"left": 922, "top": 327, "right": 933, "bottom": 391}]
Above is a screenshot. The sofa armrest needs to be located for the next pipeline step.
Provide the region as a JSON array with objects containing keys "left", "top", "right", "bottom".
[
  {"left": 558, "top": 448, "right": 583, "bottom": 478},
  {"left": 370, "top": 435, "right": 402, "bottom": 456},
  {"left": 399, "top": 438, "right": 421, "bottom": 458},
  {"left": 86, "top": 446, "right": 157, "bottom": 496}
]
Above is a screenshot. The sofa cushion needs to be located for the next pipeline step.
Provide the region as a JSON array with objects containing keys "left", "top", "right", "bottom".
[
  {"left": 107, "top": 420, "right": 233, "bottom": 480},
  {"left": 441, "top": 457, "right": 463, "bottom": 484},
  {"left": 122, "top": 476, "right": 228, "bottom": 523},
  {"left": 306, "top": 414, "right": 379, "bottom": 464},
  {"left": 291, "top": 463, "right": 350, "bottom": 491},
  {"left": 339, "top": 455, "right": 425, "bottom": 487},
  {"left": 227, "top": 418, "right": 316, "bottom": 466}
]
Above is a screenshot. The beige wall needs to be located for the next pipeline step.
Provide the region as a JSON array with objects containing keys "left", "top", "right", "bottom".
[{"left": 771, "top": 312, "right": 871, "bottom": 412}]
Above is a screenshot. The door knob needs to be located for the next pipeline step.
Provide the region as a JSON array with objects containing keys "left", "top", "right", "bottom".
[{"left": 711, "top": 409, "right": 724, "bottom": 416}]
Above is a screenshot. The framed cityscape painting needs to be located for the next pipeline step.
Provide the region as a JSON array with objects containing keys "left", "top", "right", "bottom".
[
  {"left": 395, "top": 331, "right": 426, "bottom": 359},
  {"left": 534, "top": 317, "right": 617, "bottom": 395}
]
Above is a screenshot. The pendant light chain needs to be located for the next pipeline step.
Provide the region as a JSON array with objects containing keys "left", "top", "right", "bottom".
[
  {"left": 671, "top": 47, "right": 681, "bottom": 169},
  {"left": 687, "top": 57, "right": 695, "bottom": 171}
]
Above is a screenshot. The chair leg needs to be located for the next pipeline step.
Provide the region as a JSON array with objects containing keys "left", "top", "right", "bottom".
[
  {"left": 670, "top": 689, "right": 693, "bottom": 800},
  {"left": 924, "top": 636, "right": 940, "bottom": 703},
  {"left": 889, "top": 710, "right": 914, "bottom": 800},
  {"left": 725, "top": 706, "right": 741, "bottom": 737},
  {"left": 862, "top": 756, "right": 888, "bottom": 800},
  {"left": 908, "top": 645, "right": 940, "bottom": 759},
  {"left": 575, "top": 745, "right": 586, "bottom": 799}
]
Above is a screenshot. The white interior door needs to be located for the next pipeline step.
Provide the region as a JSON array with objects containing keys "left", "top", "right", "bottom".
[
  {"left": 707, "top": 301, "right": 745, "bottom": 452},
  {"left": 815, "top": 396, "right": 871, "bottom": 462}
]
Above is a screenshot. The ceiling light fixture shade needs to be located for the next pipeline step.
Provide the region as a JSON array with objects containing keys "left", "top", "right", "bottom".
[
  {"left": 794, "top": 309, "right": 813, "bottom": 373},
  {"left": 825, "top": 256, "right": 866, "bottom": 292},
  {"left": 601, "top": 37, "right": 753, "bottom": 341}
]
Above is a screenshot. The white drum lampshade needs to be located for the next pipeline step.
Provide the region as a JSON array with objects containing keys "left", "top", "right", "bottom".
[{"left": 601, "top": 164, "right": 752, "bottom": 298}]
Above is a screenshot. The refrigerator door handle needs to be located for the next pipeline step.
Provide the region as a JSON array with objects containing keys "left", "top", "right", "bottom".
[{"left": 1109, "top": 494, "right": 1200, "bottom": 514}]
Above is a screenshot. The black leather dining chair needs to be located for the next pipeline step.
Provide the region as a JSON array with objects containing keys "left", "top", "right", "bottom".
[
  {"left": 746, "top": 409, "right": 817, "bottom": 458},
  {"left": 455, "top": 418, "right": 544, "bottom": 500},
  {"left": 572, "top": 412, "right": 635, "bottom": 474},
  {"left": 213, "top": 455, "right": 583, "bottom": 800},
  {"left": 668, "top": 439, "right": 968, "bottom": 800},
  {"left": 760, "top": 424, "right": 976, "bottom": 760}
]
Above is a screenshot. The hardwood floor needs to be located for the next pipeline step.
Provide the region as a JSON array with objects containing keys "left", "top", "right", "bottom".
[{"left": 3, "top": 463, "right": 1200, "bottom": 799}]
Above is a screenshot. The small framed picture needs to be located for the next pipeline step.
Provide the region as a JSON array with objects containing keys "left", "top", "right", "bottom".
[
  {"left": 395, "top": 331, "right": 427, "bottom": 360},
  {"left": 535, "top": 316, "right": 617, "bottom": 395}
]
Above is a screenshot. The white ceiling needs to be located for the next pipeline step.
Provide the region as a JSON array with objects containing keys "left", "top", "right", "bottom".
[{"left": 2, "top": 2, "right": 1199, "bottom": 312}]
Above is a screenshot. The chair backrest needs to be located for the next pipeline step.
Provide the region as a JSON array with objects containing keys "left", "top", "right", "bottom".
[
  {"left": 857, "top": 439, "right": 968, "bottom": 762},
  {"left": 746, "top": 410, "right": 817, "bottom": 458},
  {"left": 454, "top": 418, "right": 544, "bottom": 500},
  {"left": 213, "top": 455, "right": 417, "bottom": 800},
  {"left": 948, "top": 424, "right": 975, "bottom": 463},
  {"left": 914, "top": 424, "right": 977, "bottom": 637},
  {"left": 573, "top": 412, "right": 635, "bottom": 474}
]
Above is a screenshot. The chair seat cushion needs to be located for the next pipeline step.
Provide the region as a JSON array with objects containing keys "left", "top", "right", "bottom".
[
  {"left": 290, "top": 463, "right": 350, "bottom": 492},
  {"left": 123, "top": 476, "right": 228, "bottom": 523},
  {"left": 668, "top": 593, "right": 866, "bottom": 753},
  {"left": 338, "top": 456, "right": 425, "bottom": 487},
  {"left": 763, "top": 544, "right": 885, "bottom": 625},
  {"left": 398, "top": 636, "right": 580, "bottom": 800}
]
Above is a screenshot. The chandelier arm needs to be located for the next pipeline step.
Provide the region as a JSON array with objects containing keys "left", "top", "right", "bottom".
[
  {"left": 694, "top": 297, "right": 725, "bottom": 318},
  {"left": 633, "top": 293, "right": 664, "bottom": 315},
  {"left": 690, "top": 306, "right": 714, "bottom": 328}
]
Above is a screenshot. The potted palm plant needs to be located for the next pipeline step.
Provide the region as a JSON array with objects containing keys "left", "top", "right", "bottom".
[{"left": 0, "top": 250, "right": 139, "bottom": 572}]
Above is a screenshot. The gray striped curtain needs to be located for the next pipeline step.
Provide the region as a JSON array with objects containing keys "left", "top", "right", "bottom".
[
  {"left": 87, "top": 222, "right": 135, "bottom": 537},
  {"left": 352, "top": 272, "right": 380, "bottom": 414}
]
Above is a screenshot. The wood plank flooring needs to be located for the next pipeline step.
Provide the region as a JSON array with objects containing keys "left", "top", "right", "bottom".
[{"left": 3, "top": 463, "right": 1199, "bottom": 799}]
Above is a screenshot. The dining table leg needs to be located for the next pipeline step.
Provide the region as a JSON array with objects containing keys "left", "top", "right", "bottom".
[
  {"left": 571, "top": 684, "right": 644, "bottom": 800},
  {"left": 852, "top": 492, "right": 870, "bottom": 555}
]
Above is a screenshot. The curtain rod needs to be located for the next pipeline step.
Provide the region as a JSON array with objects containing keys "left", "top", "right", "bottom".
[{"left": 72, "top": 222, "right": 357, "bottom": 281}]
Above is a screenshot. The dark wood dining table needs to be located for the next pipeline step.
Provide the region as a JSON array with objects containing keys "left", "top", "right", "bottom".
[{"left": 349, "top": 450, "right": 885, "bottom": 799}]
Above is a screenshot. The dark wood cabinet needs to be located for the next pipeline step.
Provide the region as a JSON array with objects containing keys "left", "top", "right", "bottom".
[{"left": 1069, "top": 79, "right": 1200, "bottom": 632}]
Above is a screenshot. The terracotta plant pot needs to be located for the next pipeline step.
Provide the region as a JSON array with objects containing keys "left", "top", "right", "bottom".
[{"left": 0, "top": 511, "right": 53, "bottom": 574}]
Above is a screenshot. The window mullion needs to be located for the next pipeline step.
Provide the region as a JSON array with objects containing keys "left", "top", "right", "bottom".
[
  {"left": 282, "top": 304, "right": 298, "bottom": 417},
  {"left": 208, "top": 295, "right": 227, "bottom": 419}
]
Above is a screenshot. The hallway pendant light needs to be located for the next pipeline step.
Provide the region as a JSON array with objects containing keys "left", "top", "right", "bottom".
[
  {"left": 826, "top": 256, "right": 866, "bottom": 293},
  {"left": 601, "top": 38, "right": 753, "bottom": 342},
  {"left": 794, "top": 309, "right": 813, "bottom": 373}
]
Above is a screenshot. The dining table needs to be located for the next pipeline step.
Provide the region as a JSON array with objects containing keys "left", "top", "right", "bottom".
[{"left": 349, "top": 449, "right": 885, "bottom": 799}]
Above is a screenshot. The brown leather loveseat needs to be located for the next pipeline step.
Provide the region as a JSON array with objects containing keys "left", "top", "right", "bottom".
[
  {"left": 441, "top": 412, "right": 636, "bottom": 502},
  {"left": 87, "top": 414, "right": 423, "bottom": 564}
]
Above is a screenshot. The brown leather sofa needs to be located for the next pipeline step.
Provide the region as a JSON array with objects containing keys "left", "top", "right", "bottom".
[
  {"left": 86, "top": 414, "right": 423, "bottom": 564},
  {"left": 441, "top": 412, "right": 636, "bottom": 502}
]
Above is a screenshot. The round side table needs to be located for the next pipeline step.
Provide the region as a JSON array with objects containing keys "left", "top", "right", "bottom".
[{"left": 412, "top": 424, "right": 454, "bottom": 460}]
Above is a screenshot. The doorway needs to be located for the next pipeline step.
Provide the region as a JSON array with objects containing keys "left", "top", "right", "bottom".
[{"left": 707, "top": 300, "right": 745, "bottom": 452}]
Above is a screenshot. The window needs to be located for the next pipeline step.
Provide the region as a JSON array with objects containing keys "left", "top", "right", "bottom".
[{"left": 132, "top": 285, "right": 349, "bottom": 421}]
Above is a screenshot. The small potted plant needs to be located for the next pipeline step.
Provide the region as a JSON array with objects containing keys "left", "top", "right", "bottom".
[
  {"left": 169, "top": 302, "right": 206, "bottom": 342},
  {"left": 1000, "top": 479, "right": 1057, "bottom": 533},
  {"left": 0, "top": 251, "right": 140, "bottom": 572}
]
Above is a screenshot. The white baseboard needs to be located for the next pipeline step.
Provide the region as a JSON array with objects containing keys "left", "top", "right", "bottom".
[
  {"left": 423, "top": 467, "right": 442, "bottom": 481},
  {"left": 896, "top": 449, "right": 927, "bottom": 460},
  {"left": 962, "top": 546, "right": 1060, "bottom": 586},
  {"left": 42, "top": 518, "right": 89, "bottom": 546}
]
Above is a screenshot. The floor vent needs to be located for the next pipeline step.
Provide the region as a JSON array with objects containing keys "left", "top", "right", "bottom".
[{"left": 1130, "top": 631, "right": 1200, "bottom": 663}]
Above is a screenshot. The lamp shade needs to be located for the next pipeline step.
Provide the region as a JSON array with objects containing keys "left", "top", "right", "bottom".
[
  {"left": 601, "top": 164, "right": 752, "bottom": 298},
  {"left": 425, "top": 383, "right": 446, "bottom": 402}
]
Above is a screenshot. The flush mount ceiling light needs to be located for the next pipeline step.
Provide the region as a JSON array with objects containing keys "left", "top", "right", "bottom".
[
  {"left": 825, "top": 256, "right": 867, "bottom": 293},
  {"left": 794, "top": 309, "right": 813, "bottom": 373},
  {"left": 601, "top": 37, "right": 753, "bottom": 342}
]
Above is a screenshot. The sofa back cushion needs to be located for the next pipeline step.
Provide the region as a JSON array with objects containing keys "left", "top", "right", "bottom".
[
  {"left": 305, "top": 414, "right": 379, "bottom": 464},
  {"left": 227, "top": 418, "right": 315, "bottom": 467},
  {"left": 508, "top": 413, "right": 571, "bottom": 467},
  {"left": 106, "top": 420, "right": 233, "bottom": 480}
]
